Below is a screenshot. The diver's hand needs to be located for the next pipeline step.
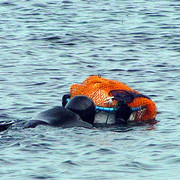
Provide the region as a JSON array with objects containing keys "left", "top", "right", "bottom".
[{"left": 115, "top": 103, "right": 132, "bottom": 124}]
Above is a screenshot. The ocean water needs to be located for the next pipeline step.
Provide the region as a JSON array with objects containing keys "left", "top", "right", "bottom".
[{"left": 0, "top": 0, "right": 180, "bottom": 179}]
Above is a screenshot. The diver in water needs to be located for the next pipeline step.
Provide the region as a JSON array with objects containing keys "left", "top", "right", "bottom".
[
  {"left": 0, "top": 94, "right": 132, "bottom": 132},
  {"left": 0, "top": 75, "right": 157, "bottom": 132}
]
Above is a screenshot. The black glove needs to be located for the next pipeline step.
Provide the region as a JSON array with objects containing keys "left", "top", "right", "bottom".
[{"left": 115, "top": 103, "right": 132, "bottom": 124}]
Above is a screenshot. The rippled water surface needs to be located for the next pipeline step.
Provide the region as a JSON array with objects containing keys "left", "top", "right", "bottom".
[{"left": 0, "top": 0, "right": 180, "bottom": 179}]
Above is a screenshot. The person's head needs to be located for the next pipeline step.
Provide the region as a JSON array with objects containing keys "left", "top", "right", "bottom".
[{"left": 65, "top": 95, "right": 96, "bottom": 125}]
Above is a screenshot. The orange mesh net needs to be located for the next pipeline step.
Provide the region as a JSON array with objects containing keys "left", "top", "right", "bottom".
[{"left": 70, "top": 75, "right": 157, "bottom": 122}]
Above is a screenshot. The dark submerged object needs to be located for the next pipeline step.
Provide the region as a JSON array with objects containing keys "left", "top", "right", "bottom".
[
  {"left": 0, "top": 120, "right": 14, "bottom": 132},
  {"left": 24, "top": 95, "right": 96, "bottom": 129}
]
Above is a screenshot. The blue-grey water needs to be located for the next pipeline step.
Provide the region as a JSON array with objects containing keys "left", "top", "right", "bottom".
[{"left": 0, "top": 0, "right": 180, "bottom": 179}]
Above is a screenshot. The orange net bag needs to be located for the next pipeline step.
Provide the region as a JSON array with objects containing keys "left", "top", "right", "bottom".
[{"left": 70, "top": 75, "right": 157, "bottom": 122}]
